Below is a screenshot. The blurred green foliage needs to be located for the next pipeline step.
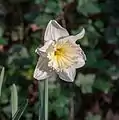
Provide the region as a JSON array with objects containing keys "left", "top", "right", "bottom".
[{"left": 0, "top": 0, "right": 119, "bottom": 120}]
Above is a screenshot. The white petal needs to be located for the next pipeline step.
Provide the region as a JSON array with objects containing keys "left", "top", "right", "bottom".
[
  {"left": 57, "top": 67, "right": 76, "bottom": 82},
  {"left": 34, "top": 68, "right": 49, "bottom": 80},
  {"left": 63, "top": 28, "right": 85, "bottom": 42},
  {"left": 33, "top": 57, "right": 52, "bottom": 80},
  {"left": 75, "top": 50, "right": 86, "bottom": 68},
  {"left": 44, "top": 20, "right": 69, "bottom": 42},
  {"left": 75, "top": 57, "right": 85, "bottom": 68},
  {"left": 35, "top": 40, "right": 53, "bottom": 56}
]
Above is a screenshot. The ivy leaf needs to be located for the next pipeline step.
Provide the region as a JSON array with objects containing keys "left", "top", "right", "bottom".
[
  {"left": 78, "top": 0, "right": 89, "bottom": 7},
  {"left": 35, "top": 0, "right": 44, "bottom": 4},
  {"left": 85, "top": 112, "right": 101, "bottom": 120},
  {"left": 75, "top": 73, "right": 95, "bottom": 93},
  {"left": 35, "top": 14, "right": 53, "bottom": 27},
  {"left": 0, "top": 37, "right": 7, "bottom": 45},
  {"left": 24, "top": 12, "right": 39, "bottom": 22},
  {"left": 7, "top": 44, "right": 29, "bottom": 66},
  {"left": 52, "top": 95, "right": 69, "bottom": 118},
  {"left": 0, "top": 26, "right": 4, "bottom": 37},
  {"left": 93, "top": 79, "right": 112, "bottom": 93},
  {"left": 78, "top": 2, "right": 100, "bottom": 16},
  {"left": 81, "top": 85, "right": 93, "bottom": 94},
  {"left": 44, "top": 1, "right": 61, "bottom": 14}
]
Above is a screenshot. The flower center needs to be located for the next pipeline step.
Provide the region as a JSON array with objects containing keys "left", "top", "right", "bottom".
[
  {"left": 47, "top": 40, "right": 79, "bottom": 71},
  {"left": 54, "top": 48, "right": 64, "bottom": 56}
]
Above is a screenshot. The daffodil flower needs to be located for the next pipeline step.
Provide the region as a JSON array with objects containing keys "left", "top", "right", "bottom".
[{"left": 33, "top": 20, "right": 86, "bottom": 82}]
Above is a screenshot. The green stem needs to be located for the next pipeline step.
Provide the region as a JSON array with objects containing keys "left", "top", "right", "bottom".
[
  {"left": 44, "top": 79, "right": 48, "bottom": 120},
  {"left": 38, "top": 79, "right": 48, "bottom": 120},
  {"left": 38, "top": 81, "right": 43, "bottom": 120}
]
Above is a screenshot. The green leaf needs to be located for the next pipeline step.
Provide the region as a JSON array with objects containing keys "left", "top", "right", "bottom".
[
  {"left": 80, "top": 35, "right": 89, "bottom": 46},
  {"left": 75, "top": 73, "right": 95, "bottom": 93},
  {"left": 0, "top": 37, "right": 7, "bottom": 45},
  {"left": 12, "top": 99, "right": 28, "bottom": 120},
  {"left": 86, "top": 50, "right": 111, "bottom": 70},
  {"left": 24, "top": 12, "right": 39, "bottom": 22},
  {"left": 0, "top": 67, "right": 5, "bottom": 97},
  {"left": 95, "top": 20, "right": 104, "bottom": 29},
  {"left": 7, "top": 44, "right": 29, "bottom": 65},
  {"left": 0, "top": 26, "right": 4, "bottom": 37},
  {"left": 35, "top": 0, "right": 44, "bottom": 4},
  {"left": 76, "top": 73, "right": 95, "bottom": 86},
  {"left": 85, "top": 112, "right": 101, "bottom": 120},
  {"left": 11, "top": 84, "right": 18, "bottom": 117},
  {"left": 35, "top": 14, "right": 53, "bottom": 27},
  {"left": 0, "top": 89, "right": 9, "bottom": 104},
  {"left": 44, "top": 1, "right": 61, "bottom": 14},
  {"left": 81, "top": 85, "right": 93, "bottom": 94},
  {"left": 86, "top": 50, "right": 102, "bottom": 67},
  {"left": 78, "top": 2, "right": 100, "bottom": 16},
  {"left": 93, "top": 79, "right": 112, "bottom": 93},
  {"left": 93, "top": 60, "right": 111, "bottom": 70},
  {"left": 52, "top": 95, "right": 69, "bottom": 118},
  {"left": 78, "top": 0, "right": 90, "bottom": 7}
]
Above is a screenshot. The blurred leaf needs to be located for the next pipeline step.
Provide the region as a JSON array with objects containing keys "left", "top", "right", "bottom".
[
  {"left": 17, "top": 25, "right": 24, "bottom": 41},
  {"left": 35, "top": 14, "right": 53, "bottom": 27},
  {"left": 85, "top": 112, "right": 101, "bottom": 120},
  {"left": 116, "top": 28, "right": 119, "bottom": 36},
  {"left": 107, "top": 36, "right": 118, "bottom": 44},
  {"left": 11, "top": 31, "right": 18, "bottom": 41},
  {"left": 35, "top": 0, "right": 44, "bottom": 4},
  {"left": 0, "top": 67, "right": 5, "bottom": 97},
  {"left": 45, "top": 1, "right": 61, "bottom": 14},
  {"left": 78, "top": 2, "right": 100, "bottom": 16},
  {"left": 86, "top": 50, "right": 111, "bottom": 70},
  {"left": 0, "top": 37, "right": 7, "bottom": 45},
  {"left": 82, "top": 24, "right": 100, "bottom": 48},
  {"left": 114, "top": 49, "right": 119, "bottom": 56},
  {"left": 0, "top": 4, "right": 7, "bottom": 16},
  {"left": 11, "top": 84, "right": 18, "bottom": 117},
  {"left": 24, "top": 12, "right": 39, "bottom": 22},
  {"left": 21, "top": 68, "right": 33, "bottom": 80},
  {"left": 0, "top": 88, "right": 9, "bottom": 104},
  {"left": 0, "top": 26, "right": 4, "bottom": 37},
  {"left": 52, "top": 95, "right": 69, "bottom": 118},
  {"left": 76, "top": 73, "right": 95, "bottom": 93},
  {"left": 95, "top": 20, "right": 104, "bottom": 29},
  {"left": 80, "top": 35, "right": 89, "bottom": 46},
  {"left": 86, "top": 50, "right": 102, "bottom": 66},
  {"left": 107, "top": 66, "right": 119, "bottom": 80},
  {"left": 78, "top": 0, "right": 97, "bottom": 7},
  {"left": 105, "top": 27, "right": 118, "bottom": 44},
  {"left": 78, "top": 0, "right": 89, "bottom": 7},
  {"left": 12, "top": 99, "right": 28, "bottom": 120},
  {"left": 92, "top": 59, "right": 111, "bottom": 70},
  {"left": 87, "top": 24, "right": 100, "bottom": 37},
  {"left": 3, "top": 105, "right": 11, "bottom": 116},
  {"left": 93, "top": 79, "right": 112, "bottom": 93},
  {"left": 81, "top": 85, "right": 93, "bottom": 94},
  {"left": 7, "top": 44, "right": 29, "bottom": 66}
]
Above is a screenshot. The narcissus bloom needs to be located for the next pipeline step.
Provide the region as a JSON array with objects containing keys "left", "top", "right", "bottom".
[{"left": 33, "top": 20, "right": 86, "bottom": 82}]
